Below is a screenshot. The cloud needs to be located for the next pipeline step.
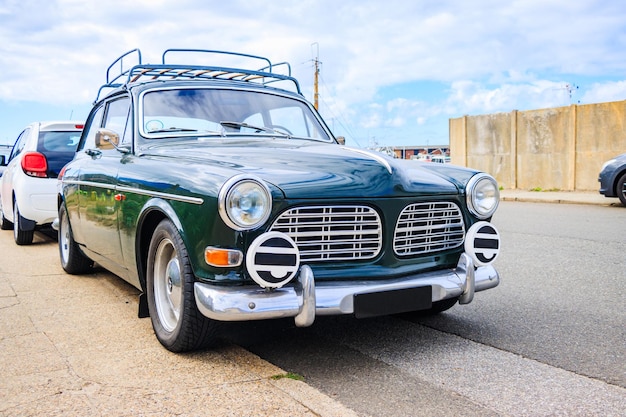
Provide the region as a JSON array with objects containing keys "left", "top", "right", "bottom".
[
  {"left": 444, "top": 79, "right": 576, "bottom": 114},
  {"left": 582, "top": 81, "right": 626, "bottom": 103},
  {"left": 1, "top": 0, "right": 626, "bottom": 146}
]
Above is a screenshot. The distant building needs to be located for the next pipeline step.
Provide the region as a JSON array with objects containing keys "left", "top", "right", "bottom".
[{"left": 387, "top": 146, "right": 450, "bottom": 160}]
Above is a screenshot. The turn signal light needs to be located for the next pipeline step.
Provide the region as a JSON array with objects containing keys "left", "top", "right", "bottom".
[{"left": 205, "top": 247, "right": 243, "bottom": 267}]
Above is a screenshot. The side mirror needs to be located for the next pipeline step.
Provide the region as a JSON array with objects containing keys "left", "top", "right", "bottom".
[
  {"left": 0, "top": 155, "right": 5, "bottom": 166},
  {"left": 95, "top": 128, "right": 120, "bottom": 150},
  {"left": 336, "top": 136, "right": 346, "bottom": 145}
]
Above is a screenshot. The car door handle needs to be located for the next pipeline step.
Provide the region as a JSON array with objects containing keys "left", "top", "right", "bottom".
[{"left": 85, "top": 148, "right": 102, "bottom": 158}]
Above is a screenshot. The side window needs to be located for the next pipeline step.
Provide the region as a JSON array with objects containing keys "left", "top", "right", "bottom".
[
  {"left": 80, "top": 105, "right": 105, "bottom": 151},
  {"left": 9, "top": 128, "right": 30, "bottom": 161},
  {"left": 103, "top": 97, "right": 131, "bottom": 144}
]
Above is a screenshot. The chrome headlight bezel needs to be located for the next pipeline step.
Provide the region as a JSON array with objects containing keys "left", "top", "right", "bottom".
[
  {"left": 466, "top": 173, "right": 500, "bottom": 219},
  {"left": 218, "top": 175, "right": 272, "bottom": 231}
]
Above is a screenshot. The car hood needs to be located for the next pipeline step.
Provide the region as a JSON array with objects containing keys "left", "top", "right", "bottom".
[{"left": 145, "top": 139, "right": 470, "bottom": 199}]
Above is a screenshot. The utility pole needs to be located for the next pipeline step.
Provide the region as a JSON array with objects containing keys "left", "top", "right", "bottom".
[{"left": 312, "top": 43, "right": 320, "bottom": 110}]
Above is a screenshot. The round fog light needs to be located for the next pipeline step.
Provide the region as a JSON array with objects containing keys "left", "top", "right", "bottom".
[{"left": 464, "top": 221, "right": 501, "bottom": 266}]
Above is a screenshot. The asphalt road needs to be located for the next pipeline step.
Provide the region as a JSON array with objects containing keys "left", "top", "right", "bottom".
[{"left": 229, "top": 201, "right": 626, "bottom": 416}]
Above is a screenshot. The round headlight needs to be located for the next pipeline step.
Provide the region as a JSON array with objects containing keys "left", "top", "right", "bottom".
[
  {"left": 219, "top": 176, "right": 272, "bottom": 230},
  {"left": 466, "top": 173, "right": 499, "bottom": 219}
]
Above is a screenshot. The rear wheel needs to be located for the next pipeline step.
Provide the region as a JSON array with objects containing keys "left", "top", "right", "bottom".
[
  {"left": 59, "top": 204, "right": 93, "bottom": 274},
  {"left": 0, "top": 209, "right": 12, "bottom": 230},
  {"left": 617, "top": 172, "right": 626, "bottom": 206},
  {"left": 146, "top": 219, "right": 217, "bottom": 352},
  {"left": 13, "top": 202, "right": 34, "bottom": 245}
]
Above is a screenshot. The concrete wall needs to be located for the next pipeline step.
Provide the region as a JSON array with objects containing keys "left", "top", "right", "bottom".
[{"left": 450, "top": 100, "right": 626, "bottom": 191}]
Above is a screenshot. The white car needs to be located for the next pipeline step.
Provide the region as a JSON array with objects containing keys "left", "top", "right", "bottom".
[{"left": 0, "top": 121, "right": 83, "bottom": 244}]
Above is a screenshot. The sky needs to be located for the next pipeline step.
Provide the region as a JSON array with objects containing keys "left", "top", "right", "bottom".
[{"left": 1, "top": 0, "right": 626, "bottom": 149}]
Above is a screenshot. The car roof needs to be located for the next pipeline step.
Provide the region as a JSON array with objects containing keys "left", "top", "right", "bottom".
[{"left": 35, "top": 121, "right": 84, "bottom": 131}]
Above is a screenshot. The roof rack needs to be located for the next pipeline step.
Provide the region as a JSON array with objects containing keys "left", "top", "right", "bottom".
[{"left": 94, "top": 48, "right": 302, "bottom": 103}]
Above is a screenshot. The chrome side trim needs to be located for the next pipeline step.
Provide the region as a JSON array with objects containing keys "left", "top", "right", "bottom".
[
  {"left": 63, "top": 179, "right": 116, "bottom": 190},
  {"left": 116, "top": 185, "right": 204, "bottom": 205},
  {"left": 193, "top": 254, "right": 499, "bottom": 326},
  {"left": 62, "top": 180, "right": 203, "bottom": 205}
]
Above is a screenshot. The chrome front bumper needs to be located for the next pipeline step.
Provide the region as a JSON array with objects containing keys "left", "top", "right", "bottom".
[{"left": 194, "top": 253, "right": 499, "bottom": 327}]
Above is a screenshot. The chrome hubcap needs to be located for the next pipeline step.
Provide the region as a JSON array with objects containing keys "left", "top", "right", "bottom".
[
  {"left": 154, "top": 239, "right": 182, "bottom": 332},
  {"left": 60, "top": 215, "right": 69, "bottom": 263}
]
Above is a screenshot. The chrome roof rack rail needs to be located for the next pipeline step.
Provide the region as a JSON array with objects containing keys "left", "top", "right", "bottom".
[{"left": 94, "top": 48, "right": 301, "bottom": 103}]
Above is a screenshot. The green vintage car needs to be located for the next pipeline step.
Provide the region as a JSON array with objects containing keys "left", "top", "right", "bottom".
[{"left": 57, "top": 49, "right": 501, "bottom": 352}]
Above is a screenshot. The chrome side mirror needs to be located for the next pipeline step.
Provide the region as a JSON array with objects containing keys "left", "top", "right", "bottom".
[{"left": 95, "top": 128, "right": 120, "bottom": 150}]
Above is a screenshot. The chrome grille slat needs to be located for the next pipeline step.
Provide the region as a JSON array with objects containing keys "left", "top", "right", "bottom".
[
  {"left": 394, "top": 202, "right": 465, "bottom": 256},
  {"left": 271, "top": 206, "right": 382, "bottom": 262},
  {"left": 271, "top": 202, "right": 465, "bottom": 262}
]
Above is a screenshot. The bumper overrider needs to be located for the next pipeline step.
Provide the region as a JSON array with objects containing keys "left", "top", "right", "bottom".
[{"left": 194, "top": 221, "right": 501, "bottom": 326}]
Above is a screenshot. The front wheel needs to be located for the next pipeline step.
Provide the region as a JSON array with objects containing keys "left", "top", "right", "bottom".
[
  {"left": 13, "top": 202, "right": 34, "bottom": 245},
  {"left": 616, "top": 172, "right": 626, "bottom": 206},
  {"left": 146, "top": 219, "right": 217, "bottom": 352},
  {"left": 59, "top": 204, "right": 93, "bottom": 274}
]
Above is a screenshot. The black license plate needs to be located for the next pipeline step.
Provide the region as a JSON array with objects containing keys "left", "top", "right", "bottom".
[{"left": 353, "top": 286, "right": 432, "bottom": 319}]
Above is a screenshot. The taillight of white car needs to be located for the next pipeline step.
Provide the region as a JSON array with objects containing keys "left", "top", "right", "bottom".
[{"left": 21, "top": 152, "right": 49, "bottom": 178}]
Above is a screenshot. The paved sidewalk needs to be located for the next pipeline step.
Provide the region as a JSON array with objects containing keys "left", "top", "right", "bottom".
[
  {"left": 499, "top": 189, "right": 619, "bottom": 206},
  {"left": 0, "top": 231, "right": 358, "bottom": 417}
]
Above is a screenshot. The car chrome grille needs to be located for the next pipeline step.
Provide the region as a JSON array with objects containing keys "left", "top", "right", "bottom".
[
  {"left": 270, "top": 206, "right": 382, "bottom": 262},
  {"left": 393, "top": 202, "right": 465, "bottom": 256}
]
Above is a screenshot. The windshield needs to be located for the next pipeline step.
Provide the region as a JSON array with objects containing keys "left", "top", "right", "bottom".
[{"left": 140, "top": 88, "right": 332, "bottom": 142}]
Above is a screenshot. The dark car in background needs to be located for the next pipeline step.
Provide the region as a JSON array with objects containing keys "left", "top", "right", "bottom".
[
  {"left": 599, "top": 153, "right": 626, "bottom": 206},
  {"left": 56, "top": 49, "right": 501, "bottom": 352}
]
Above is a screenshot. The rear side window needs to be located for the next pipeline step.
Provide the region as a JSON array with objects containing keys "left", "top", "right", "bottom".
[{"left": 9, "top": 128, "right": 30, "bottom": 161}]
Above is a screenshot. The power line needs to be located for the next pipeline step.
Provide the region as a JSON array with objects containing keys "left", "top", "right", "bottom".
[{"left": 317, "top": 70, "right": 363, "bottom": 147}]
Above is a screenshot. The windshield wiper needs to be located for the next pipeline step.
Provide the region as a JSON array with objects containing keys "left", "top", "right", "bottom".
[
  {"left": 219, "top": 121, "right": 291, "bottom": 138},
  {"left": 148, "top": 127, "right": 199, "bottom": 133}
]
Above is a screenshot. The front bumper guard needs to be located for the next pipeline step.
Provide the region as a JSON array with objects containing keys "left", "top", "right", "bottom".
[{"left": 194, "top": 253, "right": 498, "bottom": 327}]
